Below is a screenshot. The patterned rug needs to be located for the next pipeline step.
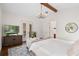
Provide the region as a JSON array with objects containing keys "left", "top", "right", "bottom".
[{"left": 8, "top": 44, "right": 30, "bottom": 56}]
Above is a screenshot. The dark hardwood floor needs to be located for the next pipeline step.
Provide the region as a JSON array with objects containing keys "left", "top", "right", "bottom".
[{"left": 1, "top": 44, "right": 22, "bottom": 56}]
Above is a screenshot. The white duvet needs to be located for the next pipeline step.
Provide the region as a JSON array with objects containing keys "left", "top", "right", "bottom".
[{"left": 29, "top": 38, "right": 72, "bottom": 56}]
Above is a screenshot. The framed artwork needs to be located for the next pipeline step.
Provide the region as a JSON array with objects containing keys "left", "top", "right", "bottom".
[
  {"left": 3, "top": 25, "right": 19, "bottom": 36},
  {"left": 65, "top": 23, "right": 78, "bottom": 33}
]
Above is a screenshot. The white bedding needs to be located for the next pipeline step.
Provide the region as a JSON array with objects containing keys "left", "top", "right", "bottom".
[{"left": 29, "top": 38, "right": 72, "bottom": 56}]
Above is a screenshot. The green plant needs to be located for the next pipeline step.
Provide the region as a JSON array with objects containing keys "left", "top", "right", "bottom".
[{"left": 31, "top": 32, "right": 36, "bottom": 38}]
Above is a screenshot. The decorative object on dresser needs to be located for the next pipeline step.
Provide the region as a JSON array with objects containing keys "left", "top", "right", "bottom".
[{"left": 2, "top": 35, "right": 22, "bottom": 47}]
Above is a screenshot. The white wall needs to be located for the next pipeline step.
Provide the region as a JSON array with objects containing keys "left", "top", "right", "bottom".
[
  {"left": 57, "top": 8, "right": 79, "bottom": 42},
  {"left": 1, "top": 3, "right": 57, "bottom": 40},
  {"left": 41, "top": 15, "right": 57, "bottom": 39},
  {"left": 2, "top": 12, "right": 29, "bottom": 41},
  {"left": 42, "top": 18, "right": 50, "bottom": 39},
  {"left": 0, "top": 6, "right": 2, "bottom": 51},
  {"left": 50, "top": 21, "right": 56, "bottom": 38},
  {"left": 3, "top": 7, "right": 79, "bottom": 43},
  {"left": 2, "top": 12, "right": 44, "bottom": 41},
  {"left": 2, "top": 3, "right": 79, "bottom": 44},
  {"left": 40, "top": 5, "right": 79, "bottom": 42}
]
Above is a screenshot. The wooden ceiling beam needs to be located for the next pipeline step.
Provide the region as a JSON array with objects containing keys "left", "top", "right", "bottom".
[{"left": 41, "top": 3, "right": 57, "bottom": 13}]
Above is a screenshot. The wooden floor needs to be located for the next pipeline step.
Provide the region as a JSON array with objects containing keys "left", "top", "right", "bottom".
[{"left": 1, "top": 44, "right": 22, "bottom": 56}]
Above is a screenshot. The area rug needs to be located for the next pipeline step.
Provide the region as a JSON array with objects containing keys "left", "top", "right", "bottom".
[{"left": 8, "top": 44, "right": 30, "bottom": 56}]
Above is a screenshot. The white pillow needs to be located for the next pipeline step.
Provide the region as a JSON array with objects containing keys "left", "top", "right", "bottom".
[{"left": 67, "top": 39, "right": 79, "bottom": 56}]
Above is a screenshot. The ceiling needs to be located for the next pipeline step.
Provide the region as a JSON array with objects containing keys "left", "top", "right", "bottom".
[{"left": 1, "top": 3, "right": 79, "bottom": 18}]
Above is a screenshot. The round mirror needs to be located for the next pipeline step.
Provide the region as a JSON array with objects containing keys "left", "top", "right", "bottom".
[{"left": 65, "top": 23, "right": 78, "bottom": 33}]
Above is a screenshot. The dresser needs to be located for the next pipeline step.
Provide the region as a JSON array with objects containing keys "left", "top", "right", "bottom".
[{"left": 2, "top": 35, "right": 22, "bottom": 47}]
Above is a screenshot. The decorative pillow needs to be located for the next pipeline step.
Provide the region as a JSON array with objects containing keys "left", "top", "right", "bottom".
[{"left": 67, "top": 39, "right": 79, "bottom": 56}]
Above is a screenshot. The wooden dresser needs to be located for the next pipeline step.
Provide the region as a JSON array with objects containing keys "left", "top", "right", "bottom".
[{"left": 2, "top": 35, "right": 22, "bottom": 47}]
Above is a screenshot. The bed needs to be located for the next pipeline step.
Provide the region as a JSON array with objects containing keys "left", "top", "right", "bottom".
[{"left": 29, "top": 38, "right": 73, "bottom": 56}]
